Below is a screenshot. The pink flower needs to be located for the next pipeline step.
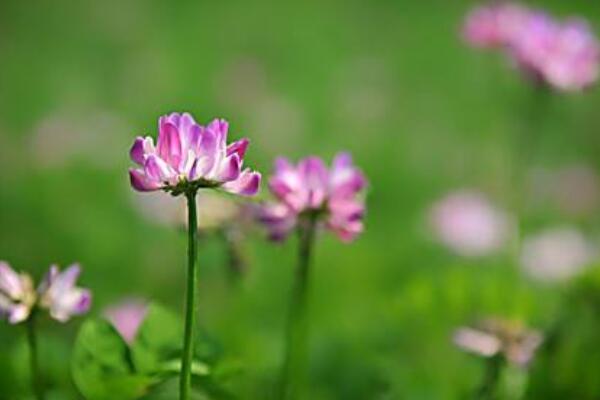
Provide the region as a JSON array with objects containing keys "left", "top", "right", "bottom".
[
  {"left": 104, "top": 299, "right": 148, "bottom": 345},
  {"left": 259, "top": 153, "right": 367, "bottom": 242},
  {"left": 463, "top": 3, "right": 600, "bottom": 91},
  {"left": 462, "top": 3, "right": 530, "bottom": 48},
  {"left": 429, "top": 190, "right": 511, "bottom": 257},
  {"left": 129, "top": 112, "right": 261, "bottom": 197},
  {"left": 38, "top": 264, "right": 92, "bottom": 323},
  {"left": 0, "top": 261, "right": 36, "bottom": 324}
]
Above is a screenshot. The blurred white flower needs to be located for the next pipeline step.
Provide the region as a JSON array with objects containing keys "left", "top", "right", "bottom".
[
  {"left": 520, "top": 227, "right": 596, "bottom": 282},
  {"left": 429, "top": 190, "right": 512, "bottom": 257},
  {"left": 454, "top": 318, "right": 543, "bottom": 367}
]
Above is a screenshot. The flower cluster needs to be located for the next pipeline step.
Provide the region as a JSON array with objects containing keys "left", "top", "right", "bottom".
[
  {"left": 454, "top": 318, "right": 543, "bottom": 367},
  {"left": 259, "top": 153, "right": 367, "bottom": 242},
  {"left": 129, "top": 113, "right": 261, "bottom": 196},
  {"left": 463, "top": 3, "right": 600, "bottom": 91},
  {"left": 0, "top": 261, "right": 91, "bottom": 324}
]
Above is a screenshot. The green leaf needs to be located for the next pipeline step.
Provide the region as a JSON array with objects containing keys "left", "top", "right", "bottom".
[
  {"left": 130, "top": 303, "right": 183, "bottom": 374},
  {"left": 72, "top": 319, "right": 154, "bottom": 400}
]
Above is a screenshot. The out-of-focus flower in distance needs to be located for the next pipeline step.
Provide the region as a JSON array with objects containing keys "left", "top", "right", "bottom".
[
  {"left": 428, "top": 190, "right": 512, "bottom": 257},
  {"left": 0, "top": 262, "right": 91, "bottom": 324},
  {"left": 104, "top": 298, "right": 148, "bottom": 345},
  {"left": 0, "top": 261, "right": 37, "bottom": 324},
  {"left": 38, "top": 264, "right": 92, "bottom": 323},
  {"left": 463, "top": 3, "right": 529, "bottom": 49},
  {"left": 462, "top": 3, "right": 600, "bottom": 91},
  {"left": 454, "top": 318, "right": 543, "bottom": 367},
  {"left": 259, "top": 153, "right": 367, "bottom": 242},
  {"left": 528, "top": 165, "right": 600, "bottom": 217},
  {"left": 520, "top": 227, "right": 596, "bottom": 282},
  {"left": 129, "top": 112, "right": 260, "bottom": 197}
]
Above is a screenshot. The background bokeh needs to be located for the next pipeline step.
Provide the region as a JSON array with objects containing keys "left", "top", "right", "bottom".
[{"left": 2, "top": 0, "right": 600, "bottom": 398}]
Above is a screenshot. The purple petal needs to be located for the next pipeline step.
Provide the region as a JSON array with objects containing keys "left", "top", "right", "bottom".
[
  {"left": 75, "top": 289, "right": 92, "bottom": 314},
  {"left": 258, "top": 203, "right": 297, "bottom": 242},
  {"left": 157, "top": 121, "right": 182, "bottom": 169},
  {"left": 299, "top": 156, "right": 329, "bottom": 208},
  {"left": 206, "top": 118, "right": 229, "bottom": 149},
  {"left": 129, "top": 169, "right": 161, "bottom": 192},
  {"left": 130, "top": 137, "right": 146, "bottom": 166},
  {"left": 186, "top": 124, "right": 203, "bottom": 153},
  {"left": 144, "top": 155, "right": 175, "bottom": 183},
  {"left": 223, "top": 169, "right": 261, "bottom": 196},
  {"left": 226, "top": 138, "right": 249, "bottom": 159},
  {"left": 217, "top": 153, "right": 241, "bottom": 182}
]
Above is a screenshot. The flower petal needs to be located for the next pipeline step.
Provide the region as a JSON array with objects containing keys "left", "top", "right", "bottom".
[
  {"left": 226, "top": 138, "right": 249, "bottom": 159},
  {"left": 129, "top": 168, "right": 161, "bottom": 192},
  {"left": 0, "top": 261, "right": 22, "bottom": 299},
  {"left": 217, "top": 153, "right": 241, "bottom": 182},
  {"left": 157, "top": 121, "right": 182, "bottom": 169},
  {"left": 144, "top": 155, "right": 175, "bottom": 183},
  {"left": 223, "top": 169, "right": 261, "bottom": 196},
  {"left": 130, "top": 137, "right": 146, "bottom": 166}
]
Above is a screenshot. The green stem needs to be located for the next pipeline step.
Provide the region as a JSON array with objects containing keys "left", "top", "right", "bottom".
[
  {"left": 180, "top": 191, "right": 199, "bottom": 400},
  {"left": 26, "top": 311, "right": 45, "bottom": 400},
  {"left": 279, "top": 215, "right": 318, "bottom": 400},
  {"left": 475, "top": 355, "right": 503, "bottom": 400}
]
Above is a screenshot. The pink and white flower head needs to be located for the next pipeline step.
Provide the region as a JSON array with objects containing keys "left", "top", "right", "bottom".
[
  {"left": 38, "top": 264, "right": 92, "bottom": 323},
  {"left": 520, "top": 227, "right": 596, "bottom": 282},
  {"left": 454, "top": 318, "right": 543, "bottom": 367},
  {"left": 0, "top": 262, "right": 36, "bottom": 324},
  {"left": 429, "top": 190, "right": 512, "bottom": 257},
  {"left": 104, "top": 299, "right": 148, "bottom": 345},
  {"left": 259, "top": 153, "right": 367, "bottom": 242},
  {"left": 462, "top": 3, "right": 530, "bottom": 48},
  {"left": 129, "top": 112, "right": 261, "bottom": 197}
]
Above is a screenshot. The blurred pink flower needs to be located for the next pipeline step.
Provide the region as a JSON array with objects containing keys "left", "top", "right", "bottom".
[
  {"left": 259, "top": 153, "right": 367, "bottom": 242},
  {"left": 512, "top": 17, "right": 600, "bottom": 90},
  {"left": 463, "top": 3, "right": 530, "bottom": 48},
  {"left": 104, "top": 299, "right": 148, "bottom": 345},
  {"left": 463, "top": 3, "right": 600, "bottom": 91},
  {"left": 38, "top": 264, "right": 92, "bottom": 323},
  {"left": 429, "top": 190, "right": 511, "bottom": 257},
  {"left": 520, "top": 227, "right": 596, "bottom": 282},
  {"left": 0, "top": 261, "right": 36, "bottom": 324},
  {"left": 454, "top": 318, "right": 542, "bottom": 367},
  {"left": 129, "top": 112, "right": 260, "bottom": 196}
]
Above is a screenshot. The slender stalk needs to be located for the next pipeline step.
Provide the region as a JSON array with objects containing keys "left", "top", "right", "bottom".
[
  {"left": 279, "top": 214, "right": 318, "bottom": 400},
  {"left": 180, "top": 190, "right": 199, "bottom": 400},
  {"left": 475, "top": 355, "right": 503, "bottom": 400},
  {"left": 26, "top": 311, "right": 45, "bottom": 400}
]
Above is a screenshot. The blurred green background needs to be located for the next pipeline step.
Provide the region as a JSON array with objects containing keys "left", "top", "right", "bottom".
[{"left": 2, "top": 0, "right": 600, "bottom": 398}]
